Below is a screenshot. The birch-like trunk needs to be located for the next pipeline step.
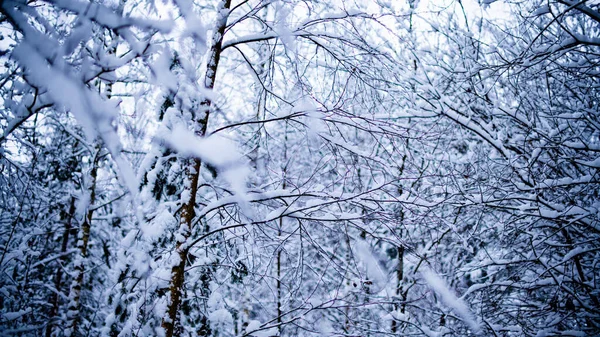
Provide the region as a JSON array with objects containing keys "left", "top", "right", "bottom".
[
  {"left": 276, "top": 123, "right": 288, "bottom": 335},
  {"left": 161, "top": 1, "right": 232, "bottom": 336},
  {"left": 65, "top": 147, "right": 101, "bottom": 337}
]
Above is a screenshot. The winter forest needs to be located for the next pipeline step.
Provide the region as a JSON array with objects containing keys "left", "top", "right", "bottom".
[{"left": 1, "top": 0, "right": 599, "bottom": 336}]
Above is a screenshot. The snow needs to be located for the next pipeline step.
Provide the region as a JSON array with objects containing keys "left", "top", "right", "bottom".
[
  {"left": 31, "top": 249, "right": 77, "bottom": 268},
  {"left": 422, "top": 268, "right": 480, "bottom": 333},
  {"left": 222, "top": 32, "right": 279, "bottom": 50},
  {"left": 62, "top": 19, "right": 92, "bottom": 56},
  {"left": 532, "top": 5, "right": 550, "bottom": 16},
  {"left": 11, "top": 34, "right": 140, "bottom": 203},
  {"left": 164, "top": 125, "right": 249, "bottom": 208},
  {"left": 274, "top": 5, "right": 296, "bottom": 51},
  {"left": 53, "top": 0, "right": 173, "bottom": 33},
  {"left": 562, "top": 247, "right": 584, "bottom": 263},
  {"left": 174, "top": 0, "right": 207, "bottom": 46},
  {"left": 166, "top": 125, "right": 240, "bottom": 167},
  {"left": 354, "top": 239, "right": 387, "bottom": 290},
  {"left": 388, "top": 309, "right": 407, "bottom": 322},
  {"left": 539, "top": 208, "right": 559, "bottom": 219},
  {"left": 141, "top": 208, "right": 175, "bottom": 240},
  {"left": 150, "top": 48, "right": 178, "bottom": 92},
  {"left": 266, "top": 206, "right": 287, "bottom": 220},
  {"left": 76, "top": 190, "right": 91, "bottom": 220},
  {"left": 318, "top": 319, "right": 334, "bottom": 334},
  {"left": 2, "top": 0, "right": 599, "bottom": 336},
  {"left": 208, "top": 308, "right": 233, "bottom": 325},
  {"left": 120, "top": 230, "right": 137, "bottom": 248},
  {"left": 2, "top": 310, "right": 30, "bottom": 320},
  {"left": 245, "top": 320, "right": 277, "bottom": 337},
  {"left": 582, "top": 157, "right": 600, "bottom": 168},
  {"left": 207, "top": 291, "right": 223, "bottom": 309},
  {"left": 12, "top": 42, "right": 109, "bottom": 142}
]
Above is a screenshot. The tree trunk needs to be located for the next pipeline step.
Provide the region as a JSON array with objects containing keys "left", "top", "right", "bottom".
[
  {"left": 390, "top": 244, "right": 404, "bottom": 333},
  {"left": 161, "top": 1, "right": 232, "bottom": 336},
  {"left": 65, "top": 147, "right": 101, "bottom": 337},
  {"left": 45, "top": 197, "right": 76, "bottom": 337}
]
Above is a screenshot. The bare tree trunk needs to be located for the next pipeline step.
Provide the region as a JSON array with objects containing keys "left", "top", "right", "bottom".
[
  {"left": 161, "top": 1, "right": 232, "bottom": 336},
  {"left": 390, "top": 244, "right": 404, "bottom": 333},
  {"left": 344, "top": 230, "right": 352, "bottom": 334},
  {"left": 277, "top": 124, "right": 288, "bottom": 335},
  {"left": 276, "top": 227, "right": 283, "bottom": 328}
]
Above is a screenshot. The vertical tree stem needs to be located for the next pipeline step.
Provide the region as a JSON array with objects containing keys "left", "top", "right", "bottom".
[{"left": 161, "top": 1, "right": 232, "bottom": 336}]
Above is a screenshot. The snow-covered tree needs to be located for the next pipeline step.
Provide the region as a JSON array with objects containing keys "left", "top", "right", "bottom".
[{"left": 1, "top": 0, "right": 599, "bottom": 337}]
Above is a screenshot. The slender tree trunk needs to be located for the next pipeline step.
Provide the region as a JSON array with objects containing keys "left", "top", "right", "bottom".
[
  {"left": 65, "top": 147, "right": 101, "bottom": 337},
  {"left": 276, "top": 201, "right": 283, "bottom": 332},
  {"left": 344, "top": 230, "right": 352, "bottom": 334},
  {"left": 276, "top": 122, "right": 288, "bottom": 335},
  {"left": 161, "top": 1, "right": 232, "bottom": 336},
  {"left": 390, "top": 244, "right": 404, "bottom": 333},
  {"left": 46, "top": 197, "right": 76, "bottom": 337},
  {"left": 391, "top": 150, "right": 408, "bottom": 334},
  {"left": 276, "top": 220, "right": 283, "bottom": 330}
]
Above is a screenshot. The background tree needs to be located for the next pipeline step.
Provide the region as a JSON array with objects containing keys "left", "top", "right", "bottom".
[{"left": 407, "top": 0, "right": 600, "bottom": 335}]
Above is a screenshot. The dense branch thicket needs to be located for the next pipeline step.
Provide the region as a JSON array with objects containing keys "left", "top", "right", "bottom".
[{"left": 0, "top": 0, "right": 598, "bottom": 336}]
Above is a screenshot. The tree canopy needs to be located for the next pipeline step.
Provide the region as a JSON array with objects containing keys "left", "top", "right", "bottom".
[{"left": 0, "top": 0, "right": 599, "bottom": 336}]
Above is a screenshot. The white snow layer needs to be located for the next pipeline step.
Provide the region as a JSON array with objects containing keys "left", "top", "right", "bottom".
[
  {"left": 422, "top": 268, "right": 480, "bottom": 333},
  {"left": 354, "top": 239, "right": 387, "bottom": 290},
  {"left": 165, "top": 125, "right": 249, "bottom": 202}
]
